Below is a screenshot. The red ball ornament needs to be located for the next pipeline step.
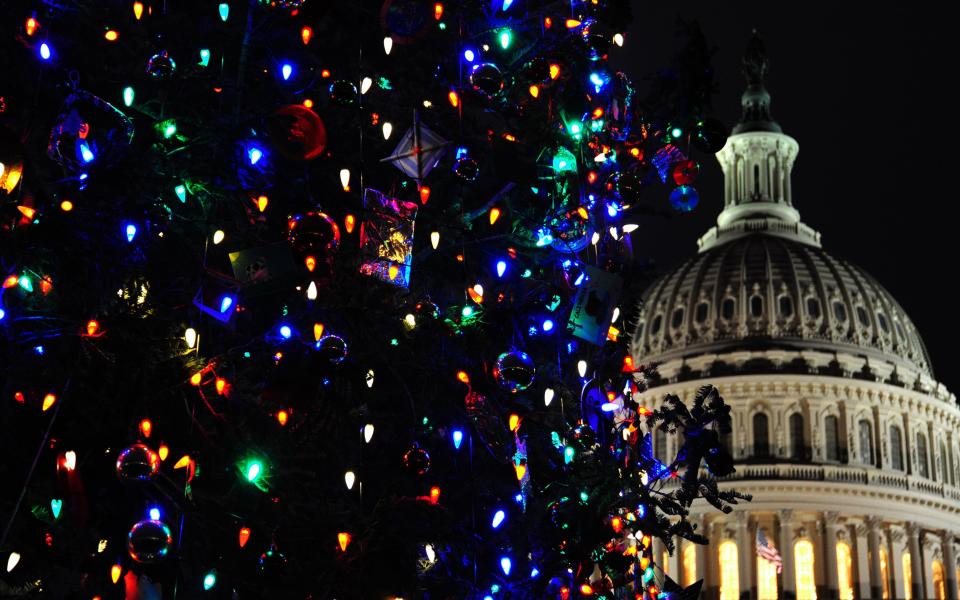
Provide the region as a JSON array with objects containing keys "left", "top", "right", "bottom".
[
  {"left": 402, "top": 443, "right": 431, "bottom": 476},
  {"left": 267, "top": 105, "right": 327, "bottom": 161},
  {"left": 671, "top": 159, "right": 700, "bottom": 186}
]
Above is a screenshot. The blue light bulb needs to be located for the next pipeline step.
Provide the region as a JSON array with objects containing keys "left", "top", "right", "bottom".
[
  {"left": 39, "top": 43, "right": 52, "bottom": 61},
  {"left": 452, "top": 429, "right": 464, "bottom": 449},
  {"left": 79, "top": 141, "right": 95, "bottom": 163},
  {"left": 500, "top": 556, "right": 512, "bottom": 575},
  {"left": 542, "top": 319, "right": 554, "bottom": 332},
  {"left": 491, "top": 509, "right": 505, "bottom": 529},
  {"left": 496, "top": 260, "right": 507, "bottom": 278},
  {"left": 148, "top": 507, "right": 161, "bottom": 521},
  {"left": 281, "top": 63, "right": 293, "bottom": 81},
  {"left": 248, "top": 147, "right": 263, "bottom": 165},
  {"left": 125, "top": 224, "right": 137, "bottom": 242},
  {"left": 279, "top": 325, "right": 292, "bottom": 339},
  {"left": 219, "top": 295, "right": 234, "bottom": 313},
  {"left": 463, "top": 49, "right": 475, "bottom": 62}
]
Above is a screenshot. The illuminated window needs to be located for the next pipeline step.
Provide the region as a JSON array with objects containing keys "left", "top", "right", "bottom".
[
  {"left": 682, "top": 543, "right": 697, "bottom": 587},
  {"left": 903, "top": 553, "right": 913, "bottom": 600},
  {"left": 836, "top": 541, "right": 854, "bottom": 600},
  {"left": 794, "top": 539, "right": 817, "bottom": 600},
  {"left": 719, "top": 540, "right": 740, "bottom": 600},
  {"left": 933, "top": 560, "right": 946, "bottom": 600},
  {"left": 662, "top": 550, "right": 669, "bottom": 575},
  {"left": 757, "top": 553, "right": 779, "bottom": 600},
  {"left": 880, "top": 546, "right": 890, "bottom": 599}
]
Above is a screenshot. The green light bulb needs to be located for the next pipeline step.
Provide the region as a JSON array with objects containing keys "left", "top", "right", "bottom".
[
  {"left": 499, "top": 29, "right": 512, "bottom": 50},
  {"left": 218, "top": 3, "right": 229, "bottom": 22},
  {"left": 199, "top": 49, "right": 210, "bottom": 67},
  {"left": 122, "top": 86, "right": 135, "bottom": 107},
  {"left": 203, "top": 571, "right": 217, "bottom": 590},
  {"left": 245, "top": 461, "right": 262, "bottom": 482}
]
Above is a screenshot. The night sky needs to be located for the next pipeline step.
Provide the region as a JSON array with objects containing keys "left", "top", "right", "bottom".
[{"left": 615, "top": 2, "right": 957, "bottom": 394}]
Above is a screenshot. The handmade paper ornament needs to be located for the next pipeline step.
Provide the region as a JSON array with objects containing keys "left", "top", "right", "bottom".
[
  {"left": 228, "top": 242, "right": 297, "bottom": 294},
  {"left": 359, "top": 188, "right": 417, "bottom": 288},
  {"left": 567, "top": 265, "right": 622, "bottom": 346},
  {"left": 402, "top": 443, "right": 431, "bottom": 475},
  {"left": 0, "top": 127, "right": 24, "bottom": 195},
  {"left": 47, "top": 90, "right": 134, "bottom": 173},
  {"left": 116, "top": 444, "right": 160, "bottom": 481},
  {"left": 127, "top": 519, "right": 172, "bottom": 563},
  {"left": 145, "top": 50, "right": 176, "bottom": 79},
  {"left": 381, "top": 114, "right": 449, "bottom": 181},
  {"left": 492, "top": 351, "right": 535, "bottom": 393},
  {"left": 267, "top": 105, "right": 327, "bottom": 160}
]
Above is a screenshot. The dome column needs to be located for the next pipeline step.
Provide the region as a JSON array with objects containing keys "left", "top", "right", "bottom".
[
  {"left": 865, "top": 516, "right": 883, "bottom": 599},
  {"left": 736, "top": 511, "right": 755, "bottom": 599},
  {"left": 906, "top": 522, "right": 925, "bottom": 599},
  {"left": 943, "top": 531, "right": 958, "bottom": 600},
  {"left": 821, "top": 511, "right": 840, "bottom": 599},
  {"left": 778, "top": 509, "right": 796, "bottom": 599}
]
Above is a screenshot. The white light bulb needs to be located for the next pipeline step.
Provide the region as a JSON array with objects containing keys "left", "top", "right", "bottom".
[
  {"left": 425, "top": 544, "right": 436, "bottom": 562},
  {"left": 363, "top": 423, "right": 375, "bottom": 443},
  {"left": 609, "top": 226, "right": 619, "bottom": 240},
  {"left": 306, "top": 281, "right": 318, "bottom": 300},
  {"left": 472, "top": 283, "right": 484, "bottom": 297},
  {"left": 544, "top": 388, "right": 555, "bottom": 407},
  {"left": 6, "top": 552, "right": 20, "bottom": 572},
  {"left": 339, "top": 169, "right": 351, "bottom": 191},
  {"left": 382, "top": 122, "right": 393, "bottom": 140},
  {"left": 622, "top": 223, "right": 638, "bottom": 234},
  {"left": 213, "top": 230, "right": 225, "bottom": 244},
  {"left": 431, "top": 231, "right": 440, "bottom": 249},
  {"left": 613, "top": 33, "right": 624, "bottom": 47},
  {"left": 577, "top": 360, "right": 588, "bottom": 378},
  {"left": 63, "top": 450, "right": 77, "bottom": 471},
  {"left": 612, "top": 307, "right": 621, "bottom": 322},
  {"left": 383, "top": 36, "right": 393, "bottom": 55},
  {"left": 591, "top": 232, "right": 600, "bottom": 245},
  {"left": 344, "top": 471, "right": 356, "bottom": 490},
  {"left": 361, "top": 77, "right": 373, "bottom": 94},
  {"left": 184, "top": 327, "right": 198, "bottom": 349},
  {"left": 366, "top": 369, "right": 375, "bottom": 388}
]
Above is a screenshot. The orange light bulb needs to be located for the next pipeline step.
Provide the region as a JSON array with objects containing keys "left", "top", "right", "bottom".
[
  {"left": 25, "top": 17, "right": 39, "bottom": 36},
  {"left": 344, "top": 214, "right": 356, "bottom": 233},
  {"left": 111, "top": 564, "right": 122, "bottom": 584},
  {"left": 489, "top": 207, "right": 501, "bottom": 225},
  {"left": 277, "top": 410, "right": 289, "bottom": 426},
  {"left": 215, "top": 378, "right": 227, "bottom": 395},
  {"left": 158, "top": 444, "right": 169, "bottom": 461},
  {"left": 139, "top": 419, "right": 152, "bottom": 438},
  {"left": 429, "top": 486, "right": 441, "bottom": 504},
  {"left": 337, "top": 532, "right": 351, "bottom": 552},
  {"left": 104, "top": 30, "right": 119, "bottom": 41},
  {"left": 190, "top": 372, "right": 202, "bottom": 386},
  {"left": 305, "top": 256, "right": 317, "bottom": 272},
  {"left": 301, "top": 26, "right": 313, "bottom": 45},
  {"left": 42, "top": 393, "right": 57, "bottom": 412},
  {"left": 419, "top": 186, "right": 431, "bottom": 204},
  {"left": 60, "top": 199, "right": 74, "bottom": 211},
  {"left": 86, "top": 320, "right": 100, "bottom": 336},
  {"left": 132, "top": 2, "right": 144, "bottom": 20},
  {"left": 256, "top": 195, "right": 268, "bottom": 212},
  {"left": 434, "top": 3, "right": 444, "bottom": 20},
  {"left": 456, "top": 371, "right": 470, "bottom": 384},
  {"left": 238, "top": 526, "right": 251, "bottom": 547},
  {"left": 447, "top": 90, "right": 459, "bottom": 108}
]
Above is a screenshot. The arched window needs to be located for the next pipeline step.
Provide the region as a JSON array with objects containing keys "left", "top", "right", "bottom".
[
  {"left": 933, "top": 560, "right": 946, "bottom": 600},
  {"left": 806, "top": 297, "right": 821, "bottom": 318},
  {"left": 880, "top": 546, "right": 891, "bottom": 599},
  {"left": 671, "top": 307, "right": 685, "bottom": 329},
  {"left": 833, "top": 301, "right": 847, "bottom": 322},
  {"left": 794, "top": 539, "right": 817, "bottom": 600},
  {"left": 825, "top": 415, "right": 840, "bottom": 461},
  {"left": 859, "top": 420, "right": 874, "bottom": 466},
  {"left": 754, "top": 164, "right": 761, "bottom": 196},
  {"left": 917, "top": 432, "right": 930, "bottom": 478},
  {"left": 682, "top": 543, "right": 696, "bottom": 587},
  {"left": 903, "top": 553, "right": 913, "bottom": 600},
  {"left": 758, "top": 548, "right": 779, "bottom": 600},
  {"left": 779, "top": 295, "right": 794, "bottom": 318},
  {"left": 721, "top": 298, "right": 736, "bottom": 320},
  {"left": 654, "top": 427, "right": 667, "bottom": 462},
  {"left": 750, "top": 295, "right": 764, "bottom": 318},
  {"left": 651, "top": 315, "right": 662, "bottom": 335},
  {"left": 890, "top": 426, "right": 904, "bottom": 471},
  {"left": 837, "top": 541, "right": 855, "bottom": 600},
  {"left": 695, "top": 301, "right": 709, "bottom": 324},
  {"left": 878, "top": 312, "right": 890, "bottom": 333},
  {"left": 789, "top": 413, "right": 805, "bottom": 460},
  {"left": 719, "top": 540, "right": 740, "bottom": 600},
  {"left": 857, "top": 306, "right": 870, "bottom": 327},
  {"left": 754, "top": 413, "right": 770, "bottom": 457}
]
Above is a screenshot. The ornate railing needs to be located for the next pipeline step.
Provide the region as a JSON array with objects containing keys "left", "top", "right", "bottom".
[{"left": 663, "top": 462, "right": 960, "bottom": 503}]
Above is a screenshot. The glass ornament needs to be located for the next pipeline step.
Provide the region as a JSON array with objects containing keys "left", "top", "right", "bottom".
[
  {"left": 288, "top": 212, "right": 340, "bottom": 260},
  {"left": 671, "top": 159, "right": 700, "bottom": 186},
  {"left": 402, "top": 443, "right": 431, "bottom": 475},
  {"left": 469, "top": 63, "right": 504, "bottom": 97},
  {"left": 328, "top": 80, "right": 358, "bottom": 107},
  {"left": 127, "top": 519, "right": 172, "bottom": 563},
  {"left": 693, "top": 117, "right": 728, "bottom": 154},
  {"left": 258, "top": 546, "right": 288, "bottom": 579},
  {"left": 146, "top": 50, "right": 176, "bottom": 79},
  {"left": 314, "top": 334, "right": 348, "bottom": 364},
  {"left": 116, "top": 443, "right": 160, "bottom": 481},
  {"left": 267, "top": 105, "right": 327, "bottom": 161},
  {"left": 415, "top": 300, "right": 440, "bottom": 319},
  {"left": 453, "top": 156, "right": 480, "bottom": 181},
  {"left": 493, "top": 351, "right": 535, "bottom": 393}
]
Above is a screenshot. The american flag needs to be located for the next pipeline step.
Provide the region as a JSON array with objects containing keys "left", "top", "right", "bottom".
[{"left": 756, "top": 528, "right": 783, "bottom": 573}]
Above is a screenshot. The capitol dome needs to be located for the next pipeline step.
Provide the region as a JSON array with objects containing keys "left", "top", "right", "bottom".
[{"left": 632, "top": 34, "right": 959, "bottom": 600}]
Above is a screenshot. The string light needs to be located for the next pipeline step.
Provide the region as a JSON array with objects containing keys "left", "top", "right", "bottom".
[
  {"left": 344, "top": 471, "right": 356, "bottom": 490},
  {"left": 6, "top": 552, "right": 20, "bottom": 572},
  {"left": 218, "top": 3, "right": 229, "bottom": 22},
  {"left": 133, "top": 2, "right": 144, "bottom": 20},
  {"left": 363, "top": 423, "right": 375, "bottom": 443},
  {"left": 383, "top": 37, "right": 393, "bottom": 55}
]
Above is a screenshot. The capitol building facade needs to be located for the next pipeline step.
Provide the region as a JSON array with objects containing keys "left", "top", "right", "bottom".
[{"left": 630, "top": 39, "right": 960, "bottom": 600}]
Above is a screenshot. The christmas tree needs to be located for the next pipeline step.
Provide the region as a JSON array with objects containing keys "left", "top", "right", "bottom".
[{"left": 1, "top": 1, "right": 745, "bottom": 598}]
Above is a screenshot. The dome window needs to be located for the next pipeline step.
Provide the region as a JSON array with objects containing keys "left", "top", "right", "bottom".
[
  {"left": 832, "top": 301, "right": 847, "bottom": 322},
  {"left": 778, "top": 295, "right": 794, "bottom": 318},
  {"left": 671, "top": 307, "right": 685, "bottom": 329},
  {"left": 856, "top": 306, "right": 870, "bottom": 327},
  {"left": 917, "top": 432, "right": 930, "bottom": 478},
  {"left": 721, "top": 298, "right": 736, "bottom": 320},
  {"left": 889, "top": 425, "right": 904, "bottom": 471},
  {"left": 806, "top": 297, "right": 821, "bottom": 318},
  {"left": 651, "top": 315, "right": 662, "bottom": 335},
  {"left": 824, "top": 415, "right": 840, "bottom": 461},
  {"left": 695, "top": 302, "right": 709, "bottom": 324},
  {"left": 877, "top": 312, "right": 890, "bottom": 333},
  {"left": 750, "top": 295, "right": 764, "bottom": 318},
  {"left": 753, "top": 413, "right": 770, "bottom": 457}
]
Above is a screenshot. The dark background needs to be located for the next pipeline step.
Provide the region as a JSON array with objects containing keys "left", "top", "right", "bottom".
[{"left": 616, "top": 2, "right": 957, "bottom": 393}]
